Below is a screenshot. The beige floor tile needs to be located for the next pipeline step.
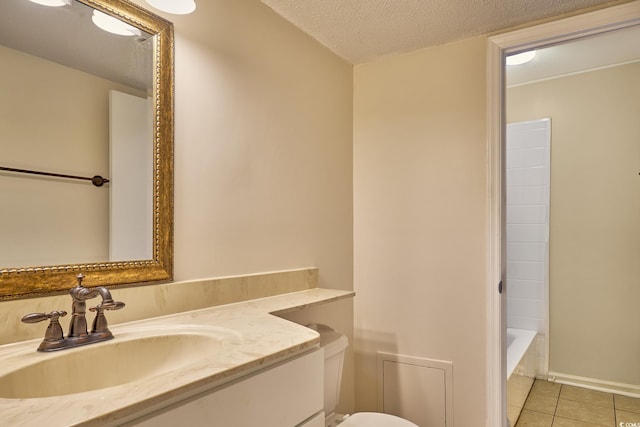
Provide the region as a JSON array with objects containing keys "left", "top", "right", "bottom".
[
  {"left": 524, "top": 394, "right": 558, "bottom": 415},
  {"left": 556, "top": 399, "right": 615, "bottom": 426},
  {"left": 515, "top": 409, "right": 553, "bottom": 427},
  {"left": 615, "top": 395, "right": 640, "bottom": 414},
  {"left": 552, "top": 416, "right": 610, "bottom": 427},
  {"left": 617, "top": 409, "right": 640, "bottom": 424},
  {"left": 559, "top": 385, "right": 614, "bottom": 408},
  {"left": 510, "top": 375, "right": 535, "bottom": 406},
  {"left": 530, "top": 380, "right": 562, "bottom": 399},
  {"left": 509, "top": 404, "right": 524, "bottom": 426}
]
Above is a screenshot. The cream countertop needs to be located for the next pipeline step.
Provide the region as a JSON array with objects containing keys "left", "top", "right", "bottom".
[{"left": 0, "top": 288, "right": 354, "bottom": 427}]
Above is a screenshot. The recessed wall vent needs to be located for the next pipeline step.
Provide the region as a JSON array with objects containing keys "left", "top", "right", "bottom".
[{"left": 377, "top": 352, "right": 454, "bottom": 427}]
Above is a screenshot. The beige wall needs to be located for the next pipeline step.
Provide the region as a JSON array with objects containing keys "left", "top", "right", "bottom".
[
  {"left": 353, "top": 36, "right": 488, "bottom": 424},
  {"left": 135, "top": 0, "right": 355, "bottom": 291},
  {"left": 507, "top": 63, "right": 640, "bottom": 385}
]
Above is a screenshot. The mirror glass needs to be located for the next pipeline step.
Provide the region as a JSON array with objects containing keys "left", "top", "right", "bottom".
[{"left": 0, "top": 0, "right": 174, "bottom": 299}]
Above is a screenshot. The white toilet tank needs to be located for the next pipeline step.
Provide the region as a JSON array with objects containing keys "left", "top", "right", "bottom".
[
  {"left": 308, "top": 324, "right": 419, "bottom": 427},
  {"left": 307, "top": 324, "right": 349, "bottom": 418}
]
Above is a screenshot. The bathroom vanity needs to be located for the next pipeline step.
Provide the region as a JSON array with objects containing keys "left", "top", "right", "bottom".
[
  {"left": 130, "top": 348, "right": 325, "bottom": 427},
  {"left": 0, "top": 288, "right": 353, "bottom": 426}
]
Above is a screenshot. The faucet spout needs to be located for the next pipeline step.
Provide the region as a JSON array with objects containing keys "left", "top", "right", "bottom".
[
  {"left": 67, "top": 274, "right": 122, "bottom": 338},
  {"left": 69, "top": 274, "right": 112, "bottom": 302},
  {"left": 94, "top": 286, "right": 114, "bottom": 304}
]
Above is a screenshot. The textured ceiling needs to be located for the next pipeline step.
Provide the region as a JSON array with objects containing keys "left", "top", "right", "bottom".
[{"left": 260, "top": 0, "right": 619, "bottom": 63}]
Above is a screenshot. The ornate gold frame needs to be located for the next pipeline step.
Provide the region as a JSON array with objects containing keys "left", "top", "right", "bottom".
[{"left": 0, "top": 0, "right": 174, "bottom": 300}]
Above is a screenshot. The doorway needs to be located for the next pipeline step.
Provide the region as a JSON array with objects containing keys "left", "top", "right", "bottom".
[{"left": 487, "top": 2, "right": 640, "bottom": 425}]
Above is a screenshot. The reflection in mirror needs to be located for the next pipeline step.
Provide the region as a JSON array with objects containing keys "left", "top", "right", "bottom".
[{"left": 0, "top": 0, "right": 174, "bottom": 299}]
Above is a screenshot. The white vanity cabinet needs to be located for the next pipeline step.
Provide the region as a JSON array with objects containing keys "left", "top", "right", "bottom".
[{"left": 130, "top": 348, "right": 324, "bottom": 427}]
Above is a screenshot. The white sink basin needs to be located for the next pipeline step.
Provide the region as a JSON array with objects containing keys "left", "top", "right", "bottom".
[{"left": 0, "top": 325, "right": 240, "bottom": 399}]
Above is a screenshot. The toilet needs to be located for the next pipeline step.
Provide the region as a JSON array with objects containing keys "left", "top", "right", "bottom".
[{"left": 309, "top": 324, "right": 418, "bottom": 427}]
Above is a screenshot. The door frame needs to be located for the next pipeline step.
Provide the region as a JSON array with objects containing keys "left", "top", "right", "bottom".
[{"left": 486, "top": 2, "right": 640, "bottom": 425}]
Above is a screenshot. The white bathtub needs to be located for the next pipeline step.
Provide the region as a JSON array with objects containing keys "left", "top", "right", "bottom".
[
  {"left": 507, "top": 328, "right": 537, "bottom": 380},
  {"left": 507, "top": 328, "right": 538, "bottom": 426}
]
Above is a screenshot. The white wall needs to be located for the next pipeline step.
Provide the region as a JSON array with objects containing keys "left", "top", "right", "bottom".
[
  {"left": 354, "top": 36, "right": 488, "bottom": 425},
  {"left": 505, "top": 119, "right": 551, "bottom": 378},
  {"left": 505, "top": 120, "right": 550, "bottom": 335}
]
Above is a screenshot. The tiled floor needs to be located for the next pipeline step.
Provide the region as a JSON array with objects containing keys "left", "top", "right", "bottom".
[{"left": 515, "top": 380, "right": 640, "bottom": 427}]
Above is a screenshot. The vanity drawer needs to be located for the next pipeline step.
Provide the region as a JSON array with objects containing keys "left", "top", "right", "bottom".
[{"left": 131, "top": 348, "right": 323, "bottom": 427}]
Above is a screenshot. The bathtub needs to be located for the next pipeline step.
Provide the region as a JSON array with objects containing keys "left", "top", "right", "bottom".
[
  {"left": 507, "top": 328, "right": 538, "bottom": 426},
  {"left": 507, "top": 328, "right": 537, "bottom": 380}
]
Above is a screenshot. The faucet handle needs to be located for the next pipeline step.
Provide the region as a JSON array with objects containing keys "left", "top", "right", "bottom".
[
  {"left": 22, "top": 311, "right": 68, "bottom": 351},
  {"left": 88, "top": 301, "right": 124, "bottom": 335},
  {"left": 21, "top": 310, "right": 67, "bottom": 324},
  {"left": 93, "top": 301, "right": 125, "bottom": 311}
]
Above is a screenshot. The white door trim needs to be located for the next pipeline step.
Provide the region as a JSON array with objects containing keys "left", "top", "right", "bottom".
[{"left": 486, "top": 2, "right": 640, "bottom": 425}]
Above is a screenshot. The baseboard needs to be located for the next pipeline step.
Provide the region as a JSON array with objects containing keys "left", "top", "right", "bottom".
[{"left": 548, "top": 371, "right": 640, "bottom": 398}]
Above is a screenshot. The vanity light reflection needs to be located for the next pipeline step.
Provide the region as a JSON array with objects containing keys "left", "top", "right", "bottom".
[
  {"left": 28, "top": 0, "right": 71, "bottom": 6},
  {"left": 91, "top": 10, "right": 142, "bottom": 37},
  {"left": 28, "top": 0, "right": 143, "bottom": 38}
]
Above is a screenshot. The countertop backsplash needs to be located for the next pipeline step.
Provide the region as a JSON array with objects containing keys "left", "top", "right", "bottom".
[{"left": 0, "top": 268, "right": 318, "bottom": 345}]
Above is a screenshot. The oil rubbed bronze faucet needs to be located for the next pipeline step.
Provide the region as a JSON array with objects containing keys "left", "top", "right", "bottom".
[{"left": 21, "top": 274, "right": 125, "bottom": 352}]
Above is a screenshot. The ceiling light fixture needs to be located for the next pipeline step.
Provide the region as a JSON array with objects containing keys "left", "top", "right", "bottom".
[
  {"left": 92, "top": 10, "right": 142, "bottom": 37},
  {"left": 145, "top": 0, "right": 196, "bottom": 14},
  {"left": 28, "top": 0, "right": 71, "bottom": 6},
  {"left": 506, "top": 50, "right": 536, "bottom": 66}
]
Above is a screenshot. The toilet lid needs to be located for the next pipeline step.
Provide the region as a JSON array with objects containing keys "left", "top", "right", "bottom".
[{"left": 339, "top": 412, "right": 419, "bottom": 427}]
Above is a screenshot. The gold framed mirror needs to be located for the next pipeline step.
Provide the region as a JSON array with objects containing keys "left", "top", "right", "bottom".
[{"left": 0, "top": 0, "right": 174, "bottom": 299}]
